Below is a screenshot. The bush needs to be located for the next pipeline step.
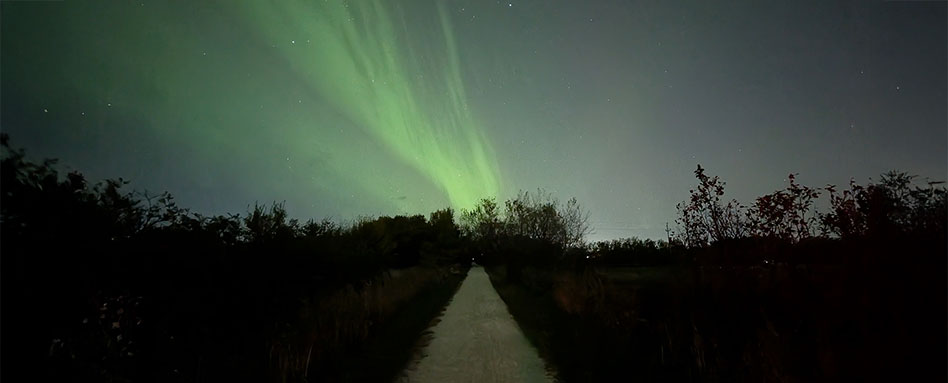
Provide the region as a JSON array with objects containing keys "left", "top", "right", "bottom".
[{"left": 0, "top": 135, "right": 473, "bottom": 381}]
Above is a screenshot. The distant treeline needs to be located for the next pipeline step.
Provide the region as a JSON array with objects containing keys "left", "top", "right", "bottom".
[{"left": 583, "top": 164, "right": 946, "bottom": 267}]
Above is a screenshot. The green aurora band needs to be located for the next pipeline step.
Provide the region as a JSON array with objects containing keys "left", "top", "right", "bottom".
[{"left": 238, "top": 1, "right": 502, "bottom": 211}]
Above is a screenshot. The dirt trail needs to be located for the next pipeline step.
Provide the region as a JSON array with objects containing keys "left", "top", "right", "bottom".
[{"left": 399, "top": 266, "right": 554, "bottom": 383}]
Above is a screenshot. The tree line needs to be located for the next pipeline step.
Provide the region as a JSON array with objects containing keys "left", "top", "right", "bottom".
[
  {"left": 673, "top": 164, "right": 946, "bottom": 247},
  {"left": 0, "top": 134, "right": 473, "bottom": 381},
  {"left": 2, "top": 131, "right": 945, "bottom": 381}
]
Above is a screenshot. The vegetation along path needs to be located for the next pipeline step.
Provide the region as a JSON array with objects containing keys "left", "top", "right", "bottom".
[{"left": 400, "top": 266, "right": 554, "bottom": 383}]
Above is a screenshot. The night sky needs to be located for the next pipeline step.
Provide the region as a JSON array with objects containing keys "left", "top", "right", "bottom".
[{"left": 2, "top": 0, "right": 945, "bottom": 240}]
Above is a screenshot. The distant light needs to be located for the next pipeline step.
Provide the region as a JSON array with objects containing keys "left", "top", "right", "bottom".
[
  {"left": 508, "top": 3, "right": 512, "bottom": 6},
  {"left": 291, "top": 40, "right": 295, "bottom": 44}
]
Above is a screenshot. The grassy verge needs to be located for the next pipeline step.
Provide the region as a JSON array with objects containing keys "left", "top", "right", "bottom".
[
  {"left": 33, "top": 265, "right": 466, "bottom": 382},
  {"left": 487, "top": 248, "right": 946, "bottom": 383},
  {"left": 486, "top": 265, "right": 679, "bottom": 382},
  {"left": 265, "top": 266, "right": 468, "bottom": 382},
  {"left": 319, "top": 269, "right": 467, "bottom": 382}
]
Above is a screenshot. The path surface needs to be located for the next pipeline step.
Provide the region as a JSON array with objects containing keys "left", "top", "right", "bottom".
[{"left": 400, "top": 267, "right": 554, "bottom": 383}]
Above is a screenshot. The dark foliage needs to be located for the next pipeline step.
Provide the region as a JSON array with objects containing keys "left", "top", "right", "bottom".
[
  {"left": 0, "top": 134, "right": 468, "bottom": 382},
  {"left": 3, "top": 133, "right": 945, "bottom": 382},
  {"left": 674, "top": 165, "right": 748, "bottom": 247},
  {"left": 747, "top": 173, "right": 821, "bottom": 241},
  {"left": 675, "top": 164, "right": 946, "bottom": 248},
  {"left": 820, "top": 171, "right": 947, "bottom": 239},
  {"left": 482, "top": 163, "right": 945, "bottom": 382},
  {"left": 589, "top": 237, "right": 687, "bottom": 267}
]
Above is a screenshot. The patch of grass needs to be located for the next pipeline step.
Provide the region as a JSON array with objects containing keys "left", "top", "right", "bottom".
[
  {"left": 324, "top": 270, "right": 466, "bottom": 382},
  {"left": 488, "top": 239, "right": 947, "bottom": 383},
  {"left": 266, "top": 266, "right": 467, "bottom": 382},
  {"left": 486, "top": 265, "right": 677, "bottom": 382}
]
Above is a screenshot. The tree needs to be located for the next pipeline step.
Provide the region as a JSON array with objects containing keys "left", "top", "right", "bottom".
[
  {"left": 460, "top": 197, "right": 502, "bottom": 242},
  {"left": 501, "top": 189, "right": 590, "bottom": 248},
  {"left": 820, "top": 171, "right": 947, "bottom": 238},
  {"left": 243, "top": 201, "right": 296, "bottom": 244},
  {"left": 746, "top": 173, "right": 820, "bottom": 242},
  {"left": 504, "top": 189, "right": 561, "bottom": 244},
  {"left": 562, "top": 197, "right": 592, "bottom": 248},
  {"left": 675, "top": 165, "right": 747, "bottom": 247},
  {"left": 300, "top": 218, "right": 339, "bottom": 238}
]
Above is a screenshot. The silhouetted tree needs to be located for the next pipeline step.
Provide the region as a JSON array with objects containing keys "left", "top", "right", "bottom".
[
  {"left": 675, "top": 165, "right": 747, "bottom": 247},
  {"left": 460, "top": 197, "right": 503, "bottom": 244},
  {"left": 503, "top": 189, "right": 590, "bottom": 248},
  {"left": 244, "top": 201, "right": 298, "bottom": 244},
  {"left": 746, "top": 173, "right": 821, "bottom": 242},
  {"left": 300, "top": 217, "right": 339, "bottom": 238},
  {"left": 820, "top": 171, "right": 947, "bottom": 238},
  {"left": 504, "top": 189, "right": 564, "bottom": 244},
  {"left": 562, "top": 197, "right": 592, "bottom": 248}
]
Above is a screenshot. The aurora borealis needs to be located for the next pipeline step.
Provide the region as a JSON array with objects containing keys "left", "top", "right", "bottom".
[
  {"left": 236, "top": 1, "right": 501, "bottom": 210},
  {"left": 2, "top": 0, "right": 946, "bottom": 240}
]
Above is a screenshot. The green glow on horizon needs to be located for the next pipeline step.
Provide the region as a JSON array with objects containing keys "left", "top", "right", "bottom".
[{"left": 238, "top": 1, "right": 501, "bottom": 211}]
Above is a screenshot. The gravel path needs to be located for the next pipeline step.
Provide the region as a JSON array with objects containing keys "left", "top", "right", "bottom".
[{"left": 399, "top": 266, "right": 554, "bottom": 383}]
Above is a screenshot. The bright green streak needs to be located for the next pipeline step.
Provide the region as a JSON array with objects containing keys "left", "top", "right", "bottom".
[{"left": 239, "top": 1, "right": 501, "bottom": 211}]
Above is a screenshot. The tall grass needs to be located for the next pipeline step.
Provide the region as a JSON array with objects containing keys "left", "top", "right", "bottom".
[
  {"left": 488, "top": 236, "right": 946, "bottom": 382},
  {"left": 267, "top": 266, "right": 453, "bottom": 382}
]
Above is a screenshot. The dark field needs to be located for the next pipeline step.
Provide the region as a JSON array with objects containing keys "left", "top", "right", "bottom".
[{"left": 488, "top": 240, "right": 946, "bottom": 382}]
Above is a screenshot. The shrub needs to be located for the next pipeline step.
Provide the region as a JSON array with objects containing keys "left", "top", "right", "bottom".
[{"left": 675, "top": 165, "right": 747, "bottom": 247}]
